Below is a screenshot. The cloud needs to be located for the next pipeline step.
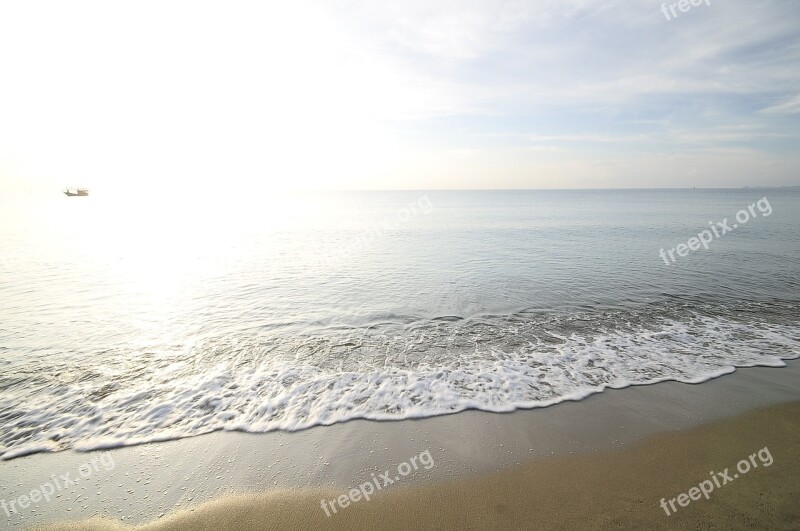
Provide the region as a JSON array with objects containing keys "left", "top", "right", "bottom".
[
  {"left": 1, "top": 0, "right": 799, "bottom": 190},
  {"left": 761, "top": 94, "right": 800, "bottom": 114}
]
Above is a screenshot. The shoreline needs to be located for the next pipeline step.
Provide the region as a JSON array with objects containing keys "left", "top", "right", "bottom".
[
  {"left": 40, "top": 400, "right": 800, "bottom": 530},
  {"left": 2, "top": 359, "right": 799, "bottom": 529}
]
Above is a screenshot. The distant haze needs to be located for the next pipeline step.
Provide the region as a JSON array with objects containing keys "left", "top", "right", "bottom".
[{"left": 1, "top": 0, "right": 799, "bottom": 193}]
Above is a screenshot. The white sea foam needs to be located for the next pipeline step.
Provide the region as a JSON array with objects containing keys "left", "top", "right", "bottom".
[{"left": 0, "top": 306, "right": 797, "bottom": 459}]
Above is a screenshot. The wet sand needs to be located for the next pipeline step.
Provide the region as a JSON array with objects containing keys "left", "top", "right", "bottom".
[
  {"left": 40, "top": 401, "right": 800, "bottom": 530},
  {"left": 2, "top": 361, "right": 798, "bottom": 530}
]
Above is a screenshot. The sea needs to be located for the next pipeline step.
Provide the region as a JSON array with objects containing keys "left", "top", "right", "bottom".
[{"left": 1, "top": 188, "right": 798, "bottom": 459}]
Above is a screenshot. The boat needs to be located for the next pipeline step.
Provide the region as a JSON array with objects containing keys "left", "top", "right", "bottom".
[{"left": 64, "top": 188, "right": 89, "bottom": 197}]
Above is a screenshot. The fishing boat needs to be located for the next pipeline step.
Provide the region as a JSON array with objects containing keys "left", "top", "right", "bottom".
[{"left": 64, "top": 188, "right": 89, "bottom": 197}]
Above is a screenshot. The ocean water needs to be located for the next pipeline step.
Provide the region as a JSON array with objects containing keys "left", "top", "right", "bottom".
[{"left": 0, "top": 189, "right": 798, "bottom": 459}]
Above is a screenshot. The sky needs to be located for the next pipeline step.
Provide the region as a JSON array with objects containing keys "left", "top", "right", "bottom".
[{"left": 1, "top": 0, "right": 799, "bottom": 193}]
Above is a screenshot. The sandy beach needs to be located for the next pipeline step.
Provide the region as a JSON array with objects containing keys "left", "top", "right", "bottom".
[
  {"left": 42, "top": 401, "right": 800, "bottom": 530},
  {"left": 2, "top": 360, "right": 797, "bottom": 530},
  {"left": 3, "top": 1, "right": 800, "bottom": 528}
]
